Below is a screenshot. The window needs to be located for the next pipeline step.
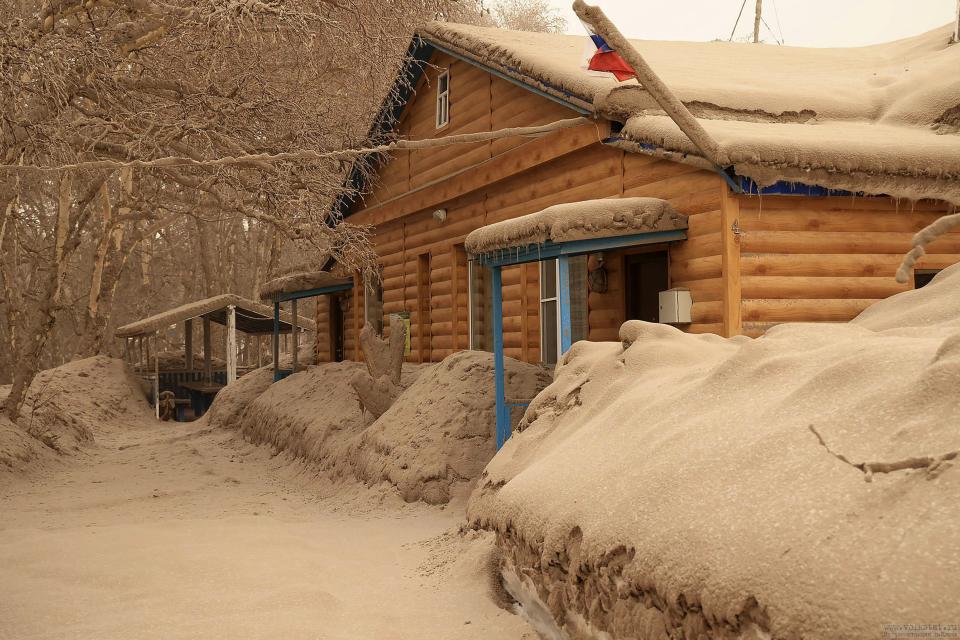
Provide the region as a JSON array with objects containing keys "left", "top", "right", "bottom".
[
  {"left": 435, "top": 70, "right": 449, "bottom": 129},
  {"left": 540, "top": 260, "right": 559, "bottom": 364},
  {"left": 468, "top": 259, "right": 493, "bottom": 351},
  {"left": 364, "top": 273, "right": 383, "bottom": 334},
  {"left": 540, "top": 257, "right": 589, "bottom": 365},
  {"left": 915, "top": 269, "right": 940, "bottom": 289}
]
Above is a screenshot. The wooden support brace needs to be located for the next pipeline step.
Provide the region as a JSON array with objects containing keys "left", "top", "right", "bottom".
[
  {"left": 291, "top": 298, "right": 298, "bottom": 373},
  {"left": 226, "top": 304, "right": 237, "bottom": 385},
  {"left": 202, "top": 317, "right": 212, "bottom": 383},
  {"left": 184, "top": 318, "right": 193, "bottom": 372},
  {"left": 491, "top": 266, "right": 510, "bottom": 450}
]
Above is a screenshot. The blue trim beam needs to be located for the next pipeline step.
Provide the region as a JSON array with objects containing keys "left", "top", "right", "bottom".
[
  {"left": 491, "top": 266, "right": 510, "bottom": 450},
  {"left": 273, "top": 282, "right": 354, "bottom": 303},
  {"left": 475, "top": 229, "right": 687, "bottom": 268},
  {"left": 557, "top": 255, "right": 573, "bottom": 355}
]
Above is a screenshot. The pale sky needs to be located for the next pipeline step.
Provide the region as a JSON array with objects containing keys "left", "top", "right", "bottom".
[{"left": 549, "top": 0, "right": 958, "bottom": 47}]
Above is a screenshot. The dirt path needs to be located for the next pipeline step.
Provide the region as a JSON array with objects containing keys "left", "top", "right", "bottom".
[{"left": 0, "top": 416, "right": 532, "bottom": 640}]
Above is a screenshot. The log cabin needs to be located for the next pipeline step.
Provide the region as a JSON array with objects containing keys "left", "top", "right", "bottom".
[{"left": 314, "top": 21, "right": 960, "bottom": 367}]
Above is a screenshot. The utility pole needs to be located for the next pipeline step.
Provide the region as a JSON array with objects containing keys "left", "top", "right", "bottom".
[
  {"left": 753, "top": 0, "right": 763, "bottom": 43},
  {"left": 954, "top": 0, "right": 959, "bottom": 43}
]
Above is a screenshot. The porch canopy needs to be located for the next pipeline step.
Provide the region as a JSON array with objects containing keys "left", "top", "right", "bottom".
[
  {"left": 260, "top": 270, "right": 353, "bottom": 380},
  {"left": 465, "top": 197, "right": 688, "bottom": 450},
  {"left": 116, "top": 294, "right": 315, "bottom": 418}
]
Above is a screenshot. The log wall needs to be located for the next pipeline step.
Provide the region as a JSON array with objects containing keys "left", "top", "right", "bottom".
[
  {"left": 734, "top": 195, "right": 957, "bottom": 336},
  {"left": 316, "top": 49, "right": 959, "bottom": 362}
]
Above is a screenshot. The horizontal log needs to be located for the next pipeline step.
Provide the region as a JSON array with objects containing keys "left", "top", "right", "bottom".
[
  {"left": 351, "top": 123, "right": 606, "bottom": 227},
  {"left": 740, "top": 231, "right": 960, "bottom": 255},
  {"left": 674, "top": 277, "right": 723, "bottom": 303},
  {"left": 736, "top": 194, "right": 946, "bottom": 213},
  {"left": 685, "top": 322, "right": 724, "bottom": 335},
  {"left": 738, "top": 208, "right": 949, "bottom": 234},
  {"left": 686, "top": 210, "right": 721, "bottom": 237},
  {"left": 691, "top": 300, "right": 723, "bottom": 324},
  {"left": 741, "top": 298, "right": 877, "bottom": 323},
  {"left": 741, "top": 276, "right": 910, "bottom": 300},
  {"left": 739, "top": 253, "right": 903, "bottom": 278},
  {"left": 670, "top": 255, "right": 723, "bottom": 281},
  {"left": 669, "top": 233, "right": 722, "bottom": 263}
]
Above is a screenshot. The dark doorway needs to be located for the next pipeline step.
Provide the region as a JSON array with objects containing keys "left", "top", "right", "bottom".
[
  {"left": 624, "top": 251, "right": 669, "bottom": 324},
  {"left": 330, "top": 294, "right": 347, "bottom": 363}
]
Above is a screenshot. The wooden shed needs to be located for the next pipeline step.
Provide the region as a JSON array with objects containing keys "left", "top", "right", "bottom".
[{"left": 322, "top": 21, "right": 960, "bottom": 366}]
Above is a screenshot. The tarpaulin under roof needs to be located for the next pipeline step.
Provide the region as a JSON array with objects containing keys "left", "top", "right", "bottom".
[
  {"left": 465, "top": 197, "right": 686, "bottom": 255},
  {"left": 115, "top": 294, "right": 316, "bottom": 338}
]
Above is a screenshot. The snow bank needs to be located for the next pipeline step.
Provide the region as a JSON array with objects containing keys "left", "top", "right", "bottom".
[
  {"left": 350, "top": 351, "right": 553, "bottom": 503},
  {"left": 468, "top": 265, "right": 960, "bottom": 639},
  {"left": 1, "top": 356, "right": 151, "bottom": 474},
  {"left": 212, "top": 352, "right": 551, "bottom": 504}
]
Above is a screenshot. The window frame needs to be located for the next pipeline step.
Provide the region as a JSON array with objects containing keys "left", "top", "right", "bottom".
[
  {"left": 435, "top": 70, "right": 450, "bottom": 130},
  {"left": 540, "top": 259, "right": 561, "bottom": 365}
]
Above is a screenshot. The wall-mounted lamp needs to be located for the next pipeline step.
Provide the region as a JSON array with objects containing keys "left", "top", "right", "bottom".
[{"left": 433, "top": 208, "right": 447, "bottom": 223}]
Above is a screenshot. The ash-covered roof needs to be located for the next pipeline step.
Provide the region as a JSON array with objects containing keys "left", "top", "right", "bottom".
[
  {"left": 115, "top": 294, "right": 316, "bottom": 338},
  {"left": 419, "top": 22, "right": 960, "bottom": 204},
  {"left": 465, "top": 197, "right": 686, "bottom": 254},
  {"left": 259, "top": 271, "right": 353, "bottom": 302}
]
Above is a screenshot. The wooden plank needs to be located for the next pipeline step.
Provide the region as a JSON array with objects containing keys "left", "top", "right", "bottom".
[
  {"left": 741, "top": 276, "right": 910, "bottom": 299},
  {"left": 738, "top": 208, "right": 951, "bottom": 233},
  {"left": 741, "top": 298, "right": 877, "bottom": 323},
  {"left": 720, "top": 186, "right": 742, "bottom": 336},
  {"left": 350, "top": 122, "right": 607, "bottom": 226},
  {"left": 741, "top": 231, "right": 960, "bottom": 255}
]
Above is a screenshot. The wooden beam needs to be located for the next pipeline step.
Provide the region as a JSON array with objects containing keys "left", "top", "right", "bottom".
[
  {"left": 153, "top": 333, "right": 160, "bottom": 421},
  {"left": 202, "top": 317, "right": 212, "bottom": 383},
  {"left": 226, "top": 305, "right": 237, "bottom": 385},
  {"left": 290, "top": 298, "right": 298, "bottom": 373},
  {"left": 720, "top": 186, "right": 742, "bottom": 337},
  {"left": 350, "top": 122, "right": 606, "bottom": 227},
  {"left": 184, "top": 318, "right": 193, "bottom": 372}
]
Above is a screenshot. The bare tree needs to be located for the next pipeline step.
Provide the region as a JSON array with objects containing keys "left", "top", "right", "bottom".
[{"left": 0, "top": 0, "right": 473, "bottom": 419}]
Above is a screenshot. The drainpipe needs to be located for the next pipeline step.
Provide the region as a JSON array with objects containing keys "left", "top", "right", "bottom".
[{"left": 572, "top": 0, "right": 726, "bottom": 168}]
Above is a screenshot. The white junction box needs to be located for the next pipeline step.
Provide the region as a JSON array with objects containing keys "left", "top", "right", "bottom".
[{"left": 658, "top": 288, "right": 692, "bottom": 324}]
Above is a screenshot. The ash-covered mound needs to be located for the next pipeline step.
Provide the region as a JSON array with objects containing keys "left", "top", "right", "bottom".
[
  {"left": 233, "top": 361, "right": 374, "bottom": 464},
  {"left": 351, "top": 351, "right": 553, "bottom": 504},
  {"left": 205, "top": 366, "right": 275, "bottom": 430},
  {"left": 470, "top": 265, "right": 960, "bottom": 640},
  {"left": 212, "top": 351, "right": 550, "bottom": 504},
  {"left": 1, "top": 356, "right": 150, "bottom": 473}
]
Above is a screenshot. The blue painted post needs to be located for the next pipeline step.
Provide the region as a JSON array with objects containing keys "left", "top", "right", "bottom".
[
  {"left": 273, "top": 302, "right": 281, "bottom": 382},
  {"left": 557, "top": 255, "right": 573, "bottom": 355},
  {"left": 491, "top": 266, "right": 509, "bottom": 450}
]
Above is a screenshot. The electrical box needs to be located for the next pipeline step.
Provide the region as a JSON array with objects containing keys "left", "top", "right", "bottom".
[{"left": 659, "top": 288, "right": 692, "bottom": 324}]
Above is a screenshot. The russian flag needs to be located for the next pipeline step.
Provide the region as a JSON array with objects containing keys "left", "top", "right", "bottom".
[{"left": 580, "top": 19, "right": 637, "bottom": 82}]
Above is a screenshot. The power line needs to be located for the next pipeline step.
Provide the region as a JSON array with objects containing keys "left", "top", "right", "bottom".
[
  {"left": 771, "top": 0, "right": 785, "bottom": 44},
  {"left": 729, "top": 0, "right": 748, "bottom": 41}
]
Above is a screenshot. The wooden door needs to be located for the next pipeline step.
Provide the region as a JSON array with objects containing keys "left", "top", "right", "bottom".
[{"left": 624, "top": 252, "right": 669, "bottom": 324}]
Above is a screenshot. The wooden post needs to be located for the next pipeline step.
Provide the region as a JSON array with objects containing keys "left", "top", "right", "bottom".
[
  {"left": 226, "top": 305, "right": 237, "bottom": 385},
  {"left": 291, "top": 298, "right": 299, "bottom": 373},
  {"left": 491, "top": 266, "right": 509, "bottom": 450},
  {"left": 273, "top": 302, "right": 280, "bottom": 381},
  {"left": 257, "top": 334, "right": 263, "bottom": 368},
  {"left": 145, "top": 335, "right": 152, "bottom": 373},
  {"left": 153, "top": 333, "right": 160, "bottom": 421},
  {"left": 184, "top": 318, "right": 193, "bottom": 372},
  {"left": 202, "top": 317, "right": 212, "bottom": 383},
  {"left": 753, "top": 0, "right": 762, "bottom": 43},
  {"left": 721, "top": 186, "right": 743, "bottom": 337},
  {"left": 955, "top": 0, "right": 960, "bottom": 43},
  {"left": 557, "top": 255, "right": 573, "bottom": 356}
]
